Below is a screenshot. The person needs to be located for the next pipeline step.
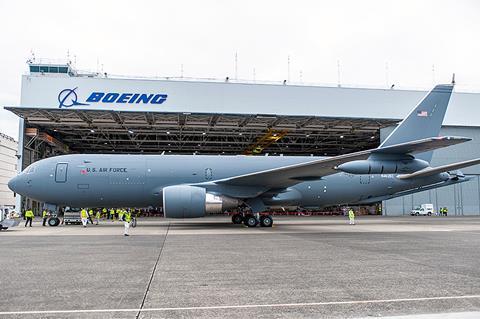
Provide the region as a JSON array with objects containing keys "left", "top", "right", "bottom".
[
  {"left": 348, "top": 208, "right": 355, "bottom": 225},
  {"left": 443, "top": 207, "right": 448, "bottom": 216},
  {"left": 42, "top": 209, "right": 49, "bottom": 226},
  {"left": 109, "top": 208, "right": 115, "bottom": 221},
  {"left": 80, "top": 208, "right": 88, "bottom": 228},
  {"left": 102, "top": 207, "right": 107, "bottom": 218},
  {"left": 25, "top": 209, "right": 34, "bottom": 227},
  {"left": 123, "top": 210, "right": 132, "bottom": 236},
  {"left": 118, "top": 208, "right": 124, "bottom": 222},
  {"left": 95, "top": 209, "right": 101, "bottom": 225},
  {"left": 87, "top": 208, "right": 94, "bottom": 224}
]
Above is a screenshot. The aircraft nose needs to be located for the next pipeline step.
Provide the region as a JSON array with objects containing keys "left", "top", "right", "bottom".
[{"left": 8, "top": 175, "right": 20, "bottom": 193}]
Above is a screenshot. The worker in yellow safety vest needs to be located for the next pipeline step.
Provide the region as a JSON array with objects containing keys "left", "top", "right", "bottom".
[
  {"left": 348, "top": 209, "right": 355, "bottom": 225},
  {"left": 42, "top": 209, "right": 49, "bottom": 227},
  {"left": 87, "top": 209, "right": 94, "bottom": 224},
  {"left": 95, "top": 210, "right": 101, "bottom": 225},
  {"left": 80, "top": 209, "right": 88, "bottom": 227},
  {"left": 102, "top": 207, "right": 107, "bottom": 218},
  {"left": 117, "top": 208, "right": 124, "bottom": 222},
  {"left": 25, "top": 209, "right": 34, "bottom": 227},
  {"left": 123, "top": 210, "right": 132, "bottom": 236},
  {"left": 109, "top": 208, "right": 115, "bottom": 221}
]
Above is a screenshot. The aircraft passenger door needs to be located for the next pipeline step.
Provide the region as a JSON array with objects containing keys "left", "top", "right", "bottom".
[{"left": 55, "top": 163, "right": 68, "bottom": 183}]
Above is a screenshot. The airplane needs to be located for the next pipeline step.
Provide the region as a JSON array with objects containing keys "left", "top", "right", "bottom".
[{"left": 8, "top": 84, "right": 480, "bottom": 227}]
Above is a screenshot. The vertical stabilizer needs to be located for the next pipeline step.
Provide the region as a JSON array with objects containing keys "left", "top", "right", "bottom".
[{"left": 380, "top": 84, "right": 454, "bottom": 162}]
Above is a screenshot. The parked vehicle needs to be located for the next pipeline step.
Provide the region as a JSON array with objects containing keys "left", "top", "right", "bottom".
[{"left": 411, "top": 204, "right": 434, "bottom": 216}]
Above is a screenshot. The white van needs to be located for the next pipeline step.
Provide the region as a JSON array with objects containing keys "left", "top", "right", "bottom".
[{"left": 410, "top": 204, "right": 434, "bottom": 216}]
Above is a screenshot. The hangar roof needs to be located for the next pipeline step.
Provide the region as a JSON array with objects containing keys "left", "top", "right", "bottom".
[{"left": 6, "top": 107, "right": 397, "bottom": 156}]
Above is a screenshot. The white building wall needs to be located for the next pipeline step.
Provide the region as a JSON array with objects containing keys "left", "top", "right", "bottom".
[
  {"left": 17, "top": 74, "right": 480, "bottom": 127},
  {"left": 0, "top": 133, "right": 18, "bottom": 208}
]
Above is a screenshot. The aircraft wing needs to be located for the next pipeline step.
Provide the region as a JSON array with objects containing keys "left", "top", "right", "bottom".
[
  {"left": 215, "top": 150, "right": 372, "bottom": 188},
  {"left": 373, "top": 136, "right": 471, "bottom": 155},
  {"left": 214, "top": 136, "right": 473, "bottom": 189},
  {"left": 397, "top": 158, "right": 480, "bottom": 180}
]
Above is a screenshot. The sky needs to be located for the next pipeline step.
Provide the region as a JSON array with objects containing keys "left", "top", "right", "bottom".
[{"left": 0, "top": 0, "right": 479, "bottom": 139}]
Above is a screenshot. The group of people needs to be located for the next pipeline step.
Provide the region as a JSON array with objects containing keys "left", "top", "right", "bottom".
[
  {"left": 80, "top": 207, "right": 134, "bottom": 236},
  {"left": 21, "top": 207, "right": 136, "bottom": 236},
  {"left": 439, "top": 207, "right": 449, "bottom": 216}
]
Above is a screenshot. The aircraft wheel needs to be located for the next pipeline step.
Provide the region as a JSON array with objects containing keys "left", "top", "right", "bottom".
[
  {"left": 232, "top": 214, "right": 244, "bottom": 224},
  {"left": 415, "top": 212, "right": 419, "bottom": 216},
  {"left": 243, "top": 214, "right": 258, "bottom": 227},
  {"left": 48, "top": 217, "right": 60, "bottom": 227},
  {"left": 260, "top": 215, "right": 273, "bottom": 227},
  {"left": 427, "top": 212, "right": 432, "bottom": 216}
]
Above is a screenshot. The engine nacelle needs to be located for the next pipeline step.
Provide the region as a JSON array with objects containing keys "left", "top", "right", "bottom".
[
  {"left": 337, "top": 159, "right": 429, "bottom": 175},
  {"left": 163, "top": 185, "right": 240, "bottom": 218}
]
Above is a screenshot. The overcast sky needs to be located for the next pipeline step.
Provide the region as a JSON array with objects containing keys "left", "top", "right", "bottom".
[{"left": 0, "top": 0, "right": 479, "bottom": 139}]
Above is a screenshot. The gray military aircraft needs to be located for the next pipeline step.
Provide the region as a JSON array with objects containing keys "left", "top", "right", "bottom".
[{"left": 8, "top": 84, "right": 480, "bottom": 227}]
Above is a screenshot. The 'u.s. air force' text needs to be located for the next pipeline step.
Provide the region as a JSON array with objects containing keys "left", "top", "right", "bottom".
[{"left": 86, "top": 168, "right": 127, "bottom": 173}]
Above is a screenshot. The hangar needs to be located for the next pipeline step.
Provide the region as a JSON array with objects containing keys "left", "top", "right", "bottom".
[{"left": 6, "top": 60, "right": 480, "bottom": 215}]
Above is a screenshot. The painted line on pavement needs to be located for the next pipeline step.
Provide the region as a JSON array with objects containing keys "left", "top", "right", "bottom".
[{"left": 1, "top": 294, "right": 480, "bottom": 315}]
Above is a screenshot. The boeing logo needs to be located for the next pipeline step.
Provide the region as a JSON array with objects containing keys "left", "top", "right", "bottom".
[
  {"left": 57, "top": 88, "right": 168, "bottom": 108},
  {"left": 86, "top": 92, "right": 168, "bottom": 104},
  {"left": 58, "top": 87, "right": 89, "bottom": 108}
]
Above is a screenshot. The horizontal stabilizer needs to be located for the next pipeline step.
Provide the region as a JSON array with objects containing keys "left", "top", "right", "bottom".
[
  {"left": 397, "top": 158, "right": 480, "bottom": 180},
  {"left": 373, "top": 136, "right": 471, "bottom": 155}
]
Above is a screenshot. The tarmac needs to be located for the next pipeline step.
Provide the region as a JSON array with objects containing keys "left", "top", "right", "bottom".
[{"left": 1, "top": 215, "right": 480, "bottom": 318}]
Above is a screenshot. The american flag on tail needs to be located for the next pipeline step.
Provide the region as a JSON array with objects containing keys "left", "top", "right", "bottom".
[{"left": 417, "top": 110, "right": 428, "bottom": 117}]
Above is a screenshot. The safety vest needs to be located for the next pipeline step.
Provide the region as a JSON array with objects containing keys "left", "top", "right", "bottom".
[
  {"left": 25, "top": 210, "right": 34, "bottom": 218},
  {"left": 124, "top": 212, "right": 132, "bottom": 223},
  {"left": 96, "top": 211, "right": 101, "bottom": 218},
  {"left": 109, "top": 209, "right": 114, "bottom": 215},
  {"left": 348, "top": 210, "right": 355, "bottom": 219},
  {"left": 88, "top": 209, "right": 93, "bottom": 216},
  {"left": 102, "top": 208, "right": 107, "bottom": 214},
  {"left": 81, "top": 209, "right": 88, "bottom": 218},
  {"left": 42, "top": 210, "right": 48, "bottom": 218}
]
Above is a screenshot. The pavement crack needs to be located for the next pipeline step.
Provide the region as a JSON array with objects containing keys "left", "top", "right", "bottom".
[{"left": 135, "top": 222, "right": 170, "bottom": 319}]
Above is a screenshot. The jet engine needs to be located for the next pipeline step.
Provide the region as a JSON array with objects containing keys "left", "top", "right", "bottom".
[
  {"left": 162, "top": 185, "right": 240, "bottom": 218},
  {"left": 337, "top": 159, "right": 429, "bottom": 174}
]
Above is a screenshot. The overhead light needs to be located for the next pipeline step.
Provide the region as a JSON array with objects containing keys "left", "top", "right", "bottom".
[
  {"left": 168, "top": 143, "right": 171, "bottom": 146},
  {"left": 371, "top": 136, "right": 375, "bottom": 139},
  {"left": 90, "top": 129, "right": 95, "bottom": 133},
  {"left": 128, "top": 130, "right": 134, "bottom": 134},
  {"left": 239, "top": 132, "right": 243, "bottom": 136},
  {"left": 306, "top": 134, "right": 310, "bottom": 137},
  {"left": 202, "top": 132, "right": 206, "bottom": 135},
  {"left": 104, "top": 142, "right": 108, "bottom": 145},
  {"left": 340, "top": 135, "right": 344, "bottom": 139},
  {"left": 166, "top": 131, "right": 170, "bottom": 134},
  {"left": 53, "top": 129, "right": 58, "bottom": 132}
]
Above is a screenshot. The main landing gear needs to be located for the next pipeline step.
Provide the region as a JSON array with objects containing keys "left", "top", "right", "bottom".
[{"left": 231, "top": 213, "right": 273, "bottom": 228}]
